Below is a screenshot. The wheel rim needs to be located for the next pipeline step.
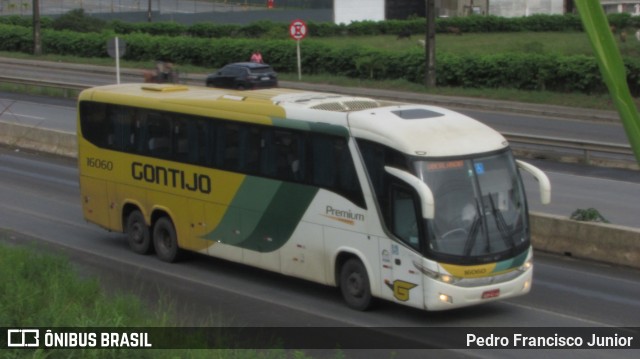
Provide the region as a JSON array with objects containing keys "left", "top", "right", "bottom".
[
  {"left": 131, "top": 223, "right": 144, "bottom": 244},
  {"left": 347, "top": 272, "right": 364, "bottom": 298},
  {"left": 158, "top": 229, "right": 170, "bottom": 250}
]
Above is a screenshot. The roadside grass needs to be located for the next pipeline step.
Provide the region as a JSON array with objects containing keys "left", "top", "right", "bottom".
[
  {"left": 313, "top": 31, "right": 640, "bottom": 58},
  {"left": 275, "top": 72, "right": 620, "bottom": 110},
  {"left": 0, "top": 237, "right": 325, "bottom": 359}
]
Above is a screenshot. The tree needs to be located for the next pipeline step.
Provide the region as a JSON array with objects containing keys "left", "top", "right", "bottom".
[
  {"left": 424, "top": 0, "right": 436, "bottom": 87},
  {"left": 52, "top": 9, "right": 106, "bottom": 32},
  {"left": 33, "top": 0, "right": 41, "bottom": 55}
]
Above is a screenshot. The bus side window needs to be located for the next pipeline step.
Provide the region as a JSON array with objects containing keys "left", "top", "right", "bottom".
[
  {"left": 147, "top": 114, "right": 172, "bottom": 157},
  {"left": 260, "top": 129, "right": 276, "bottom": 177},
  {"left": 274, "top": 130, "right": 303, "bottom": 181},
  {"left": 80, "top": 102, "right": 109, "bottom": 148},
  {"left": 311, "top": 135, "right": 364, "bottom": 207},
  {"left": 358, "top": 139, "right": 412, "bottom": 213},
  {"left": 390, "top": 183, "right": 421, "bottom": 251},
  {"left": 189, "top": 119, "right": 211, "bottom": 166},
  {"left": 172, "top": 119, "right": 189, "bottom": 162},
  {"left": 240, "top": 126, "right": 262, "bottom": 174},
  {"left": 130, "top": 109, "right": 147, "bottom": 154},
  {"left": 311, "top": 136, "right": 335, "bottom": 187},
  {"left": 218, "top": 123, "right": 240, "bottom": 170},
  {"left": 109, "top": 106, "right": 136, "bottom": 152},
  {"left": 334, "top": 138, "right": 356, "bottom": 190}
]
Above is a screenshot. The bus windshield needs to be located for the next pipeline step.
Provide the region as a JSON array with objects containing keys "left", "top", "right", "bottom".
[{"left": 414, "top": 151, "right": 529, "bottom": 263}]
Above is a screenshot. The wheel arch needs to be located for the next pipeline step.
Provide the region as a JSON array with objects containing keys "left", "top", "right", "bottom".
[
  {"left": 121, "top": 201, "right": 146, "bottom": 232},
  {"left": 150, "top": 205, "right": 174, "bottom": 230},
  {"left": 333, "top": 248, "right": 374, "bottom": 290}
]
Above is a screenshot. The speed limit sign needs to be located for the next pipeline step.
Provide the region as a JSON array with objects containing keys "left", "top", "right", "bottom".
[{"left": 289, "top": 19, "right": 307, "bottom": 40}]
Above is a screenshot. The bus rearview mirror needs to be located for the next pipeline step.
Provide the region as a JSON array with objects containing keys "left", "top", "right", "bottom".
[{"left": 516, "top": 160, "right": 551, "bottom": 205}]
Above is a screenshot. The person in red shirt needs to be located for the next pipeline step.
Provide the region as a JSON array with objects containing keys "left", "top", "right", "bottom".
[{"left": 250, "top": 50, "right": 264, "bottom": 63}]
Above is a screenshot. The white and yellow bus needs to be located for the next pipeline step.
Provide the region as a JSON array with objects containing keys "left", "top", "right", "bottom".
[{"left": 77, "top": 83, "right": 550, "bottom": 311}]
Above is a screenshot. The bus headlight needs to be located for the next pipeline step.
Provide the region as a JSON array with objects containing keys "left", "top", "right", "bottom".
[
  {"left": 440, "top": 274, "right": 454, "bottom": 284},
  {"left": 439, "top": 293, "right": 453, "bottom": 303},
  {"left": 413, "top": 261, "right": 459, "bottom": 284},
  {"left": 518, "top": 259, "right": 532, "bottom": 272}
]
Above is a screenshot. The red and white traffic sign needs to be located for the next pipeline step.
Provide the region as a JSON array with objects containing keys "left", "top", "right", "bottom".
[{"left": 289, "top": 19, "right": 307, "bottom": 40}]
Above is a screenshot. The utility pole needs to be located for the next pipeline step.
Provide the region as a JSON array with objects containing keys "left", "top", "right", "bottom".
[
  {"left": 33, "top": 0, "right": 41, "bottom": 55},
  {"left": 425, "top": 0, "right": 436, "bottom": 88},
  {"left": 147, "top": 0, "right": 152, "bottom": 22}
]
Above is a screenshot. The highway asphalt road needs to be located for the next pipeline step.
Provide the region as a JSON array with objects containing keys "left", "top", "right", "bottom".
[{"left": 0, "top": 145, "right": 639, "bottom": 359}]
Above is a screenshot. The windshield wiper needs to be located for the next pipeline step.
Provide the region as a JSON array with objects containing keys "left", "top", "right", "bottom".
[
  {"left": 463, "top": 200, "right": 483, "bottom": 257},
  {"left": 488, "top": 194, "right": 516, "bottom": 249}
]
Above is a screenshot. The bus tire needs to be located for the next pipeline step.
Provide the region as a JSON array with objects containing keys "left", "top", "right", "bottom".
[
  {"left": 339, "top": 258, "right": 373, "bottom": 311},
  {"left": 126, "top": 210, "right": 152, "bottom": 254},
  {"left": 153, "top": 217, "right": 182, "bottom": 262}
]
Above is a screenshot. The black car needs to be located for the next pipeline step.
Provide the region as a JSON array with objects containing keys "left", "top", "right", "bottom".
[{"left": 205, "top": 62, "right": 278, "bottom": 90}]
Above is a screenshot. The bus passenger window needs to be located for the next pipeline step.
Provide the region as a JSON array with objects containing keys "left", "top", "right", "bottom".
[
  {"left": 109, "top": 106, "right": 137, "bottom": 152},
  {"left": 218, "top": 124, "right": 240, "bottom": 170},
  {"left": 191, "top": 120, "right": 211, "bottom": 166},
  {"left": 274, "top": 131, "right": 302, "bottom": 181},
  {"left": 147, "top": 114, "right": 171, "bottom": 157},
  {"left": 173, "top": 119, "right": 189, "bottom": 161},
  {"left": 80, "top": 102, "right": 109, "bottom": 148},
  {"left": 311, "top": 136, "right": 335, "bottom": 187},
  {"left": 241, "top": 126, "right": 262, "bottom": 174}
]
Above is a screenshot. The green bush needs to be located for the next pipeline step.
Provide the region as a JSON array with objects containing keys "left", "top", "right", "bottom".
[
  {"left": 3, "top": 13, "right": 634, "bottom": 39},
  {"left": 43, "top": 29, "right": 109, "bottom": 57},
  {"left": 187, "top": 22, "right": 242, "bottom": 38},
  {"left": 0, "top": 24, "right": 32, "bottom": 52},
  {"left": 570, "top": 208, "right": 609, "bottom": 223}
]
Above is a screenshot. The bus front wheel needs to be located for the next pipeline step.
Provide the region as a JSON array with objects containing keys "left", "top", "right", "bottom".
[
  {"left": 126, "top": 210, "right": 152, "bottom": 254},
  {"left": 339, "top": 258, "right": 373, "bottom": 311},
  {"left": 153, "top": 217, "right": 182, "bottom": 262}
]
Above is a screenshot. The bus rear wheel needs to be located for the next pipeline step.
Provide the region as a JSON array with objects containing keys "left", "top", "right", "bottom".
[
  {"left": 126, "top": 210, "right": 152, "bottom": 254},
  {"left": 340, "top": 258, "right": 373, "bottom": 311},
  {"left": 153, "top": 217, "right": 182, "bottom": 262}
]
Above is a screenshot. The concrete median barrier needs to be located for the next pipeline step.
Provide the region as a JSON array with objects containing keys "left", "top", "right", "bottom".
[
  {"left": 531, "top": 211, "right": 640, "bottom": 269},
  {"left": 0, "top": 121, "right": 77, "bottom": 158}
]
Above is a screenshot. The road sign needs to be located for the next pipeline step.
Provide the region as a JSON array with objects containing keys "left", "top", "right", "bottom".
[{"left": 289, "top": 19, "right": 307, "bottom": 41}]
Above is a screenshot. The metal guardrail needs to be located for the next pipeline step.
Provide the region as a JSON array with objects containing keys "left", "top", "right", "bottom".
[
  {"left": 503, "top": 132, "right": 633, "bottom": 164},
  {"left": 0, "top": 76, "right": 87, "bottom": 90},
  {"left": 0, "top": 75, "right": 87, "bottom": 98},
  {"left": 0, "top": 75, "right": 635, "bottom": 166}
]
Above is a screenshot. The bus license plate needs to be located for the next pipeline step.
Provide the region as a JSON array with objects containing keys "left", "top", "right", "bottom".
[{"left": 482, "top": 289, "right": 500, "bottom": 299}]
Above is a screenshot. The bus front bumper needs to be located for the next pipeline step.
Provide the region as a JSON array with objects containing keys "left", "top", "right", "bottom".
[{"left": 423, "top": 268, "right": 533, "bottom": 311}]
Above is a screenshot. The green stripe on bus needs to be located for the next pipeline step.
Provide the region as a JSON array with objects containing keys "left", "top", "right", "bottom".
[
  {"left": 203, "top": 177, "right": 318, "bottom": 252},
  {"left": 237, "top": 182, "right": 318, "bottom": 252},
  {"left": 493, "top": 249, "right": 528, "bottom": 273},
  {"left": 271, "top": 117, "right": 311, "bottom": 131},
  {"left": 203, "top": 176, "right": 280, "bottom": 245}
]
